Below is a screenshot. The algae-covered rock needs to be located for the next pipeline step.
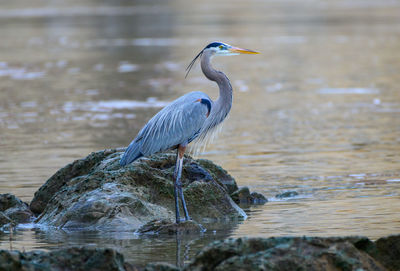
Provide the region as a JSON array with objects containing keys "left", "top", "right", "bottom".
[
  {"left": 185, "top": 236, "right": 387, "bottom": 271},
  {"left": 31, "top": 149, "right": 246, "bottom": 231},
  {"left": 0, "top": 247, "right": 129, "bottom": 271},
  {"left": 0, "top": 194, "right": 34, "bottom": 224},
  {"left": 196, "top": 159, "right": 238, "bottom": 195}
]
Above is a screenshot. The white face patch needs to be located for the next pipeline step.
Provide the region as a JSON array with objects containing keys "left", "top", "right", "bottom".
[{"left": 217, "top": 49, "right": 239, "bottom": 56}]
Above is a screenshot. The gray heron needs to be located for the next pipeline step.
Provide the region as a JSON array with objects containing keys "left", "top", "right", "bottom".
[{"left": 120, "top": 42, "right": 259, "bottom": 223}]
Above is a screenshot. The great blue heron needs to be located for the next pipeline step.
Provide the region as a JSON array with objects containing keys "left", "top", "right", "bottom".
[{"left": 120, "top": 42, "right": 259, "bottom": 223}]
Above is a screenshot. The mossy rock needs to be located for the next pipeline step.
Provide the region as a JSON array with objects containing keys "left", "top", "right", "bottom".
[{"left": 31, "top": 149, "right": 246, "bottom": 231}]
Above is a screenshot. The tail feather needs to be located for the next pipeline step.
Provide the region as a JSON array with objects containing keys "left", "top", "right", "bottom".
[{"left": 120, "top": 141, "right": 143, "bottom": 166}]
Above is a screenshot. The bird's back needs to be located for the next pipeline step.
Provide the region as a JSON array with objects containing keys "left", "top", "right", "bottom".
[{"left": 120, "top": 91, "right": 211, "bottom": 166}]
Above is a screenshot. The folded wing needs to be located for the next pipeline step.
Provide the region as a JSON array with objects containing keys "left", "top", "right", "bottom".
[{"left": 120, "top": 91, "right": 211, "bottom": 165}]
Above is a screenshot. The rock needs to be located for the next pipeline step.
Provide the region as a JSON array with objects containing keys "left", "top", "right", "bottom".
[
  {"left": 31, "top": 149, "right": 245, "bottom": 231},
  {"left": 230, "top": 187, "right": 267, "bottom": 204},
  {"left": 249, "top": 192, "right": 267, "bottom": 204},
  {"left": 275, "top": 191, "right": 298, "bottom": 198},
  {"left": 0, "top": 194, "right": 34, "bottom": 224},
  {"left": 30, "top": 149, "right": 119, "bottom": 215},
  {"left": 372, "top": 235, "right": 400, "bottom": 271},
  {"left": 0, "top": 247, "right": 131, "bottom": 271},
  {"left": 196, "top": 159, "right": 238, "bottom": 195},
  {"left": 230, "top": 187, "right": 250, "bottom": 204},
  {"left": 137, "top": 219, "right": 205, "bottom": 235},
  {"left": 0, "top": 235, "right": 399, "bottom": 270},
  {"left": 185, "top": 236, "right": 388, "bottom": 271}
]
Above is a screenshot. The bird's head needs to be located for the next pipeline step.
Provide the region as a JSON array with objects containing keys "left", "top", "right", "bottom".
[
  {"left": 186, "top": 41, "right": 259, "bottom": 77},
  {"left": 204, "top": 42, "right": 259, "bottom": 56}
]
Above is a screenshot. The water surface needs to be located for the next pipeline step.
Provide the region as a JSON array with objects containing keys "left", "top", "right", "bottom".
[{"left": 1, "top": 0, "right": 400, "bottom": 267}]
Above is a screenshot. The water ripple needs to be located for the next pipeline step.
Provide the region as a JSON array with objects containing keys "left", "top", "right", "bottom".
[
  {"left": 63, "top": 99, "right": 170, "bottom": 113},
  {"left": 318, "top": 88, "right": 379, "bottom": 94},
  {"left": 0, "top": 6, "right": 168, "bottom": 18}
]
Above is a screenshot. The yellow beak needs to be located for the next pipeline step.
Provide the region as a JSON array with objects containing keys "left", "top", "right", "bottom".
[{"left": 229, "top": 46, "right": 260, "bottom": 54}]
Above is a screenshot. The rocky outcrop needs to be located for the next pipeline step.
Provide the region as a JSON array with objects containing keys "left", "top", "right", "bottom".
[
  {"left": 185, "top": 235, "right": 400, "bottom": 271},
  {"left": 0, "top": 247, "right": 130, "bottom": 271},
  {"left": 30, "top": 149, "right": 254, "bottom": 231},
  {"left": 1, "top": 235, "right": 399, "bottom": 270},
  {"left": 0, "top": 194, "right": 34, "bottom": 228}
]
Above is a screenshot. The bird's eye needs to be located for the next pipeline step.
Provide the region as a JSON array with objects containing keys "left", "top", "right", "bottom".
[{"left": 219, "top": 45, "right": 223, "bottom": 49}]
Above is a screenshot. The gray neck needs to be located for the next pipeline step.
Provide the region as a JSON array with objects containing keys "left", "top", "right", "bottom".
[{"left": 201, "top": 50, "right": 232, "bottom": 124}]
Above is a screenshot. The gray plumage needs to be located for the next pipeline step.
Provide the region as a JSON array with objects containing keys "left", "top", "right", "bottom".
[
  {"left": 120, "top": 91, "right": 211, "bottom": 165},
  {"left": 120, "top": 48, "right": 233, "bottom": 166},
  {"left": 119, "top": 41, "right": 258, "bottom": 223}
]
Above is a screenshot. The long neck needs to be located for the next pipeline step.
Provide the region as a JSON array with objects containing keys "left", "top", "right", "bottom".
[{"left": 201, "top": 50, "right": 232, "bottom": 121}]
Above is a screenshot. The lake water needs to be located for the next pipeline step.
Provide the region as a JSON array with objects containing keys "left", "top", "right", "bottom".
[{"left": 0, "top": 0, "right": 400, "bottom": 267}]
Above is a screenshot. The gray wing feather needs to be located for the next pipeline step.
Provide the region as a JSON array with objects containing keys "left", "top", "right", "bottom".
[{"left": 120, "top": 91, "right": 211, "bottom": 165}]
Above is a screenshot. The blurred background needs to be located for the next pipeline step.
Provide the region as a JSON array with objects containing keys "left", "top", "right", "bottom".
[{"left": 0, "top": 0, "right": 399, "bottom": 266}]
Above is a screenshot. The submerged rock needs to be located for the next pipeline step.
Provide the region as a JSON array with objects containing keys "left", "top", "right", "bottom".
[
  {"left": 0, "top": 194, "right": 34, "bottom": 227},
  {"left": 275, "top": 191, "right": 299, "bottom": 198},
  {"left": 230, "top": 187, "right": 267, "bottom": 205},
  {"left": 0, "top": 247, "right": 129, "bottom": 271},
  {"left": 185, "top": 236, "right": 390, "bottom": 271},
  {"left": 137, "top": 219, "right": 205, "bottom": 235},
  {"left": 31, "top": 149, "right": 248, "bottom": 231}
]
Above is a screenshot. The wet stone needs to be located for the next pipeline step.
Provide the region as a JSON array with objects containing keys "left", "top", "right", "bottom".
[
  {"left": 249, "top": 192, "right": 268, "bottom": 204},
  {"left": 230, "top": 187, "right": 267, "bottom": 205},
  {"left": 137, "top": 219, "right": 205, "bottom": 235},
  {"left": 275, "top": 191, "right": 299, "bottom": 198},
  {"left": 185, "top": 236, "right": 390, "bottom": 271},
  {"left": 0, "top": 194, "right": 34, "bottom": 225}
]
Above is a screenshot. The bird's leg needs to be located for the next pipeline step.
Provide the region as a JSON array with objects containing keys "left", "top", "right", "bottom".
[
  {"left": 178, "top": 145, "right": 191, "bottom": 221},
  {"left": 173, "top": 144, "right": 191, "bottom": 223},
  {"left": 173, "top": 151, "right": 181, "bottom": 224}
]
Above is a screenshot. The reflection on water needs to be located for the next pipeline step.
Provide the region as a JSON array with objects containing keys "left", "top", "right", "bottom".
[
  {"left": 2, "top": 221, "right": 240, "bottom": 267},
  {"left": 1, "top": 0, "right": 400, "bottom": 266}
]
